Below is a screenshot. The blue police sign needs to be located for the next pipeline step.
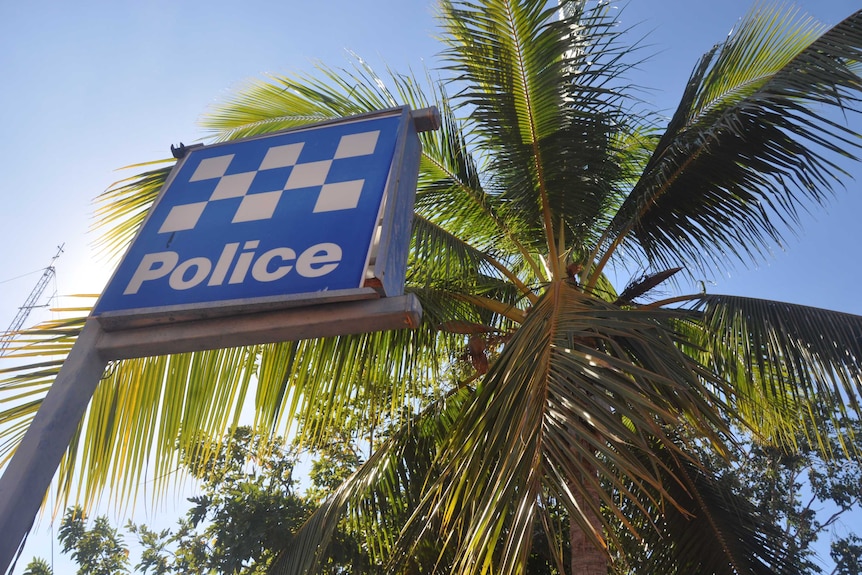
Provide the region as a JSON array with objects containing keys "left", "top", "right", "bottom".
[
  {"left": 0, "top": 107, "right": 434, "bottom": 573},
  {"left": 95, "top": 107, "right": 424, "bottom": 328}
]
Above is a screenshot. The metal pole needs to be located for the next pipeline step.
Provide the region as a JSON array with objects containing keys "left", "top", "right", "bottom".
[{"left": 0, "top": 319, "right": 108, "bottom": 573}]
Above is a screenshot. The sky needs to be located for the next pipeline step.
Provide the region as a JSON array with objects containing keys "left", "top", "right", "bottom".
[{"left": 1, "top": 0, "right": 861, "bottom": 572}]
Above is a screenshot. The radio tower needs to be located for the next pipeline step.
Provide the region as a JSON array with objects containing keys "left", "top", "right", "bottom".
[{"left": 0, "top": 244, "right": 64, "bottom": 357}]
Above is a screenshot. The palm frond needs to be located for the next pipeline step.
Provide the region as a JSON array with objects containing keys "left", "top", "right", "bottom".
[
  {"left": 0, "top": 305, "right": 460, "bottom": 511},
  {"left": 604, "top": 6, "right": 862, "bottom": 276},
  {"left": 201, "top": 62, "right": 397, "bottom": 141},
  {"left": 416, "top": 90, "right": 548, "bottom": 282},
  {"left": 252, "top": 320, "right": 456, "bottom": 447},
  {"left": 92, "top": 163, "right": 173, "bottom": 262},
  {"left": 610, "top": 437, "right": 804, "bottom": 575},
  {"left": 384, "top": 282, "right": 733, "bottom": 574},
  {"left": 614, "top": 266, "right": 683, "bottom": 306},
  {"left": 0, "top": 304, "right": 262, "bottom": 510},
  {"left": 681, "top": 294, "right": 862, "bottom": 450},
  {"left": 411, "top": 214, "right": 538, "bottom": 306},
  {"left": 0, "top": 312, "right": 87, "bottom": 470},
  {"left": 440, "top": 0, "right": 638, "bottom": 276},
  {"left": 270, "top": 387, "right": 472, "bottom": 575}
]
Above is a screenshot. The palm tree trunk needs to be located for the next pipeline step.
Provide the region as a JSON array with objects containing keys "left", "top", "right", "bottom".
[
  {"left": 570, "top": 438, "right": 607, "bottom": 575},
  {"left": 570, "top": 485, "right": 607, "bottom": 575}
]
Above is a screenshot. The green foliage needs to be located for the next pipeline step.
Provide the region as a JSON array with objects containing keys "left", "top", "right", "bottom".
[
  {"left": 739, "top": 418, "right": 862, "bottom": 575},
  {"left": 125, "top": 524, "right": 173, "bottom": 575},
  {"left": 22, "top": 558, "right": 53, "bottom": 575},
  {"left": 29, "top": 428, "right": 352, "bottom": 575},
  {"left": 30, "top": 418, "right": 862, "bottom": 574},
  {"left": 123, "top": 427, "right": 313, "bottom": 574},
  {"left": 832, "top": 534, "right": 862, "bottom": 575},
  {"left": 57, "top": 506, "right": 129, "bottom": 575},
  {"left": 607, "top": 418, "right": 862, "bottom": 575},
  {"left": 305, "top": 435, "right": 363, "bottom": 505}
]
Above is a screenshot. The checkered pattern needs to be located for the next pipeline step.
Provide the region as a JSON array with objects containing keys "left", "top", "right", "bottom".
[{"left": 158, "top": 130, "right": 381, "bottom": 234}]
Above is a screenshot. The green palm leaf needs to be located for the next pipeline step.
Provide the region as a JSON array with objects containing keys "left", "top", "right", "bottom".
[
  {"left": 385, "top": 281, "right": 731, "bottom": 574},
  {"left": 416, "top": 92, "right": 546, "bottom": 283},
  {"left": 682, "top": 293, "right": 862, "bottom": 449},
  {"left": 602, "top": 6, "right": 862, "bottom": 277},
  {"left": 272, "top": 283, "right": 785, "bottom": 575},
  {"left": 92, "top": 162, "right": 173, "bottom": 261},
  {"left": 270, "top": 387, "right": 471, "bottom": 575},
  {"left": 610, "top": 438, "right": 805, "bottom": 575},
  {"left": 0, "top": 313, "right": 86, "bottom": 469},
  {"left": 441, "top": 0, "right": 638, "bottom": 277}
]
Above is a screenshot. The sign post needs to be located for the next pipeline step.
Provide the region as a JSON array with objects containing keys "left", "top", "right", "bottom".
[{"left": 0, "top": 106, "right": 438, "bottom": 571}]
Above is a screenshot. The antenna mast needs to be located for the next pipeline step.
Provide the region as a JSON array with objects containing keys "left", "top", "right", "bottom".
[{"left": 0, "top": 244, "right": 64, "bottom": 357}]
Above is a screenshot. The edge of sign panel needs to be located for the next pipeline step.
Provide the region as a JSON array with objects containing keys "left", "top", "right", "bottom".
[{"left": 95, "top": 106, "right": 418, "bottom": 332}]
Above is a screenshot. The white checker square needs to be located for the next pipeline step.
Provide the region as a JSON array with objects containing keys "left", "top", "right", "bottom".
[
  {"left": 313, "top": 180, "right": 364, "bottom": 212},
  {"left": 210, "top": 172, "right": 256, "bottom": 200},
  {"left": 159, "top": 202, "right": 208, "bottom": 233},
  {"left": 259, "top": 143, "right": 304, "bottom": 170},
  {"left": 334, "top": 131, "right": 379, "bottom": 159},
  {"left": 284, "top": 160, "right": 332, "bottom": 190},
  {"left": 190, "top": 155, "right": 234, "bottom": 181},
  {"left": 233, "top": 191, "right": 283, "bottom": 223}
]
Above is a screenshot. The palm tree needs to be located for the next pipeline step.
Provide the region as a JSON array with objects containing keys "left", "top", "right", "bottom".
[{"left": 3, "top": 1, "right": 862, "bottom": 573}]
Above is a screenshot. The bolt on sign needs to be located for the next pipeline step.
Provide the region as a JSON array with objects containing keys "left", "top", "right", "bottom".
[{"left": 95, "top": 106, "right": 427, "bottom": 330}]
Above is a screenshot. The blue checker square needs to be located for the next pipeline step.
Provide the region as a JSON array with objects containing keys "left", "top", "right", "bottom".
[{"left": 95, "top": 111, "right": 406, "bottom": 318}]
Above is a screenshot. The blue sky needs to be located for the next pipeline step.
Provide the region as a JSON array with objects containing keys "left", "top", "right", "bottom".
[{"left": 1, "top": 0, "right": 861, "bottom": 571}]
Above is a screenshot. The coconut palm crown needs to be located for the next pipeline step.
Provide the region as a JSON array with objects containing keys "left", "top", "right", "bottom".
[{"left": 3, "top": 1, "right": 862, "bottom": 574}]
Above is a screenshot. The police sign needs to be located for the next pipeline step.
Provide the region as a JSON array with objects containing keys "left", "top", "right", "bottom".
[
  {"left": 0, "top": 107, "right": 436, "bottom": 570},
  {"left": 95, "top": 107, "right": 427, "bottom": 329}
]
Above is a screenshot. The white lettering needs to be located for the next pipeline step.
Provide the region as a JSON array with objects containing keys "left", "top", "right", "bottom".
[
  {"left": 124, "top": 252, "right": 179, "bottom": 294},
  {"left": 296, "top": 243, "right": 342, "bottom": 277},
  {"left": 208, "top": 242, "right": 239, "bottom": 286},
  {"left": 252, "top": 247, "right": 296, "bottom": 282},
  {"left": 229, "top": 240, "right": 260, "bottom": 284},
  {"left": 121, "top": 241, "right": 344, "bottom": 295},
  {"left": 169, "top": 257, "right": 212, "bottom": 290}
]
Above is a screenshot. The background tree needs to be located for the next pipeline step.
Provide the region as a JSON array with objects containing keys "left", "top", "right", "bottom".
[
  {"left": 28, "top": 428, "right": 356, "bottom": 575},
  {"left": 21, "top": 559, "right": 52, "bottom": 575},
  {"left": 607, "top": 416, "right": 862, "bottom": 575},
  {"left": 57, "top": 507, "right": 129, "bottom": 575},
  {"left": 3, "top": 1, "right": 862, "bottom": 574},
  {"left": 128, "top": 428, "right": 319, "bottom": 575},
  {"left": 832, "top": 536, "right": 862, "bottom": 575},
  {"left": 28, "top": 421, "right": 862, "bottom": 574}
]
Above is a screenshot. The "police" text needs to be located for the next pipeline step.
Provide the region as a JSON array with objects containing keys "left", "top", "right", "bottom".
[{"left": 123, "top": 241, "right": 342, "bottom": 295}]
